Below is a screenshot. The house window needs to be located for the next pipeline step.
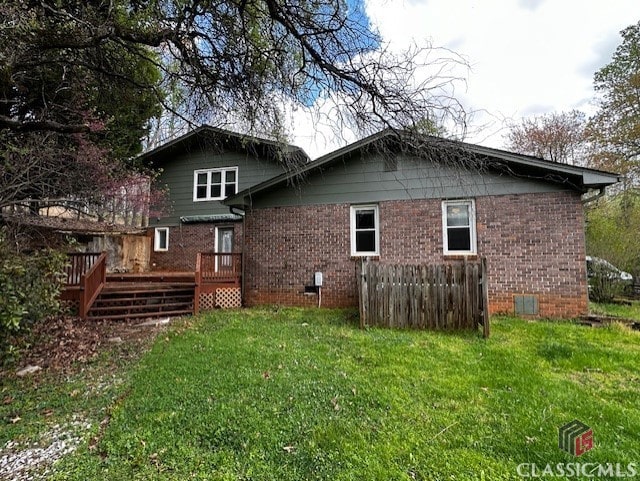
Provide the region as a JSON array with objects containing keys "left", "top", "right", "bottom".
[
  {"left": 442, "top": 200, "right": 476, "bottom": 255},
  {"left": 350, "top": 205, "right": 379, "bottom": 256},
  {"left": 154, "top": 227, "right": 169, "bottom": 252},
  {"left": 193, "top": 167, "right": 238, "bottom": 201}
]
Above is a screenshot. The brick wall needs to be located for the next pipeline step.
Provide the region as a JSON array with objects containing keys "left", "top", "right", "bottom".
[
  {"left": 243, "top": 191, "right": 588, "bottom": 318},
  {"left": 149, "top": 222, "right": 243, "bottom": 271}
]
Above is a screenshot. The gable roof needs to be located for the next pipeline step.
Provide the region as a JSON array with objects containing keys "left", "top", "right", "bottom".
[
  {"left": 224, "top": 129, "right": 621, "bottom": 208},
  {"left": 139, "top": 125, "right": 310, "bottom": 166}
]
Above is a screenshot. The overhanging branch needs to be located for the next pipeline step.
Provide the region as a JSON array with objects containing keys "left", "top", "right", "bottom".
[{"left": 0, "top": 115, "right": 90, "bottom": 134}]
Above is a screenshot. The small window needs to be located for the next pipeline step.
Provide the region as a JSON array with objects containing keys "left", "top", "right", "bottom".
[
  {"left": 193, "top": 167, "right": 238, "bottom": 201},
  {"left": 350, "top": 205, "right": 379, "bottom": 256},
  {"left": 154, "top": 227, "right": 169, "bottom": 252},
  {"left": 442, "top": 200, "right": 476, "bottom": 255}
]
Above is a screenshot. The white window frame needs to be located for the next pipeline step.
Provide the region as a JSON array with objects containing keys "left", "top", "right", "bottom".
[
  {"left": 193, "top": 167, "right": 238, "bottom": 202},
  {"left": 154, "top": 227, "right": 169, "bottom": 252},
  {"left": 350, "top": 205, "right": 380, "bottom": 257},
  {"left": 442, "top": 199, "right": 477, "bottom": 256}
]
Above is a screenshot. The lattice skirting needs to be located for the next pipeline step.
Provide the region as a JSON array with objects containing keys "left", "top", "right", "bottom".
[
  {"left": 199, "top": 287, "right": 242, "bottom": 311},
  {"left": 199, "top": 293, "right": 217, "bottom": 311},
  {"left": 216, "top": 287, "right": 242, "bottom": 308},
  {"left": 61, "top": 299, "right": 80, "bottom": 316}
]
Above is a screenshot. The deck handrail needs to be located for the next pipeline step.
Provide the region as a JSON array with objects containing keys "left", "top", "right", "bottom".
[
  {"left": 198, "top": 252, "right": 242, "bottom": 283},
  {"left": 78, "top": 252, "right": 107, "bottom": 319},
  {"left": 65, "top": 252, "right": 103, "bottom": 286}
]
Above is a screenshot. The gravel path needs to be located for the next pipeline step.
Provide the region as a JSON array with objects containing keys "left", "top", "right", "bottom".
[{"left": 0, "top": 420, "right": 91, "bottom": 480}]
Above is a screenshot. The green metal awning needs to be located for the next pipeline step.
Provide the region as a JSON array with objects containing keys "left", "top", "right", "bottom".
[{"left": 179, "top": 214, "right": 242, "bottom": 224}]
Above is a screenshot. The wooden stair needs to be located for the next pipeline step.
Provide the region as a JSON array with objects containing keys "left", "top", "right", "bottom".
[{"left": 86, "top": 282, "right": 195, "bottom": 321}]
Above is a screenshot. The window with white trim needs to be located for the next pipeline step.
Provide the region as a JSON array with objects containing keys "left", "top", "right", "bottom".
[
  {"left": 154, "top": 227, "right": 169, "bottom": 252},
  {"left": 442, "top": 200, "right": 476, "bottom": 255},
  {"left": 193, "top": 167, "right": 238, "bottom": 201},
  {"left": 350, "top": 205, "right": 379, "bottom": 256}
]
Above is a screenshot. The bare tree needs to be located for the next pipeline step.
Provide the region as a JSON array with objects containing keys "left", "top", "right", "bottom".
[
  {"left": 1, "top": 0, "right": 471, "bottom": 238},
  {"left": 504, "top": 110, "right": 588, "bottom": 165},
  {"left": 3, "top": 0, "right": 468, "bottom": 143}
]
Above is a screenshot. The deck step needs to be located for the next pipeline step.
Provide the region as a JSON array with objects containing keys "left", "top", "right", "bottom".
[
  {"left": 100, "top": 287, "right": 194, "bottom": 299},
  {"left": 87, "top": 281, "right": 196, "bottom": 321},
  {"left": 102, "top": 282, "right": 196, "bottom": 294},
  {"left": 106, "top": 274, "right": 195, "bottom": 283},
  {"left": 86, "top": 309, "right": 193, "bottom": 321},
  {"left": 92, "top": 294, "right": 194, "bottom": 305},
  {"left": 88, "top": 301, "right": 193, "bottom": 313}
]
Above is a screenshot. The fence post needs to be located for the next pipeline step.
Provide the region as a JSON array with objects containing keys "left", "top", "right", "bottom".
[
  {"left": 194, "top": 253, "right": 201, "bottom": 315},
  {"left": 358, "top": 259, "right": 367, "bottom": 328},
  {"left": 481, "top": 257, "right": 490, "bottom": 338}
]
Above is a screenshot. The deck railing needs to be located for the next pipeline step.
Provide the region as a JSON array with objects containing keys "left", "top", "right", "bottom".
[
  {"left": 196, "top": 252, "right": 242, "bottom": 284},
  {"left": 65, "top": 252, "right": 103, "bottom": 286},
  {"left": 64, "top": 252, "right": 107, "bottom": 319},
  {"left": 78, "top": 252, "right": 107, "bottom": 319},
  {"left": 194, "top": 252, "right": 242, "bottom": 314}
]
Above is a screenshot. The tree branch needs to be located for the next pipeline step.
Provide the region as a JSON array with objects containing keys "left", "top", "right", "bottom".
[{"left": 0, "top": 115, "right": 90, "bottom": 134}]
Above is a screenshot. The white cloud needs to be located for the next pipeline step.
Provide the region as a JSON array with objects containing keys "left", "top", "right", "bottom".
[{"left": 291, "top": 0, "right": 640, "bottom": 156}]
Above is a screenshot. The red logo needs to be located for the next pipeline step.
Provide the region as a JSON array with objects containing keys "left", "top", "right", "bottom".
[{"left": 559, "top": 420, "right": 593, "bottom": 456}]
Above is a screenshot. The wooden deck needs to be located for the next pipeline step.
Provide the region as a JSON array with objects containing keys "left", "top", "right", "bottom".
[
  {"left": 62, "top": 253, "right": 242, "bottom": 320},
  {"left": 106, "top": 271, "right": 196, "bottom": 285}
]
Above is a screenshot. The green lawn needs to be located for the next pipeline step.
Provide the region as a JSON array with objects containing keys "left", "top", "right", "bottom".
[{"left": 40, "top": 308, "right": 640, "bottom": 481}]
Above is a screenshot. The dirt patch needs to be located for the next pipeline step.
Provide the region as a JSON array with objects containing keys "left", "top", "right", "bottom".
[
  {"left": 578, "top": 314, "right": 640, "bottom": 330},
  {"left": 4, "top": 315, "right": 171, "bottom": 376}
]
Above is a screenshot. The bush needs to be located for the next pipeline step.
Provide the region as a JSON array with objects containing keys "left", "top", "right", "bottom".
[
  {"left": 0, "top": 229, "right": 67, "bottom": 357},
  {"left": 588, "top": 261, "right": 628, "bottom": 303}
]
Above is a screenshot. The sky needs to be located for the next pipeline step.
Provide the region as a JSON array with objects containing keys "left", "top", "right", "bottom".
[{"left": 290, "top": 0, "right": 640, "bottom": 159}]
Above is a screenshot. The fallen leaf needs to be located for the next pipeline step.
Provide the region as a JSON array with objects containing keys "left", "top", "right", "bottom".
[
  {"left": 283, "top": 445, "right": 296, "bottom": 453},
  {"left": 3, "top": 396, "right": 13, "bottom": 405},
  {"left": 42, "top": 408, "right": 54, "bottom": 417},
  {"left": 262, "top": 371, "right": 271, "bottom": 379}
]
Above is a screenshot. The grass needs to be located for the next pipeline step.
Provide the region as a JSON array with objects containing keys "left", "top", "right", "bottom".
[
  {"left": 0, "top": 324, "right": 162, "bottom": 479},
  {"left": 590, "top": 300, "right": 640, "bottom": 320},
  {"left": 34, "top": 308, "right": 640, "bottom": 481}
]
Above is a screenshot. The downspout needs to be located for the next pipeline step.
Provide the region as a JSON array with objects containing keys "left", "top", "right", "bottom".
[
  {"left": 582, "top": 175, "right": 624, "bottom": 204},
  {"left": 229, "top": 204, "right": 246, "bottom": 304},
  {"left": 229, "top": 206, "right": 245, "bottom": 217},
  {"left": 581, "top": 187, "right": 606, "bottom": 205}
]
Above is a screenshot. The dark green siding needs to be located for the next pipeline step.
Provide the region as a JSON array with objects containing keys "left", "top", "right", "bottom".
[
  {"left": 252, "top": 153, "right": 569, "bottom": 208},
  {"left": 151, "top": 150, "right": 287, "bottom": 226}
]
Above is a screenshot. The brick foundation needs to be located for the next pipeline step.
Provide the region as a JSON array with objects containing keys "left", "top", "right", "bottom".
[
  {"left": 149, "top": 222, "right": 243, "bottom": 271},
  {"left": 243, "top": 192, "right": 588, "bottom": 318}
]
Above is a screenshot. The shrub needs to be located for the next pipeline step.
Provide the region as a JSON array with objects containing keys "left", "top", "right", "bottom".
[
  {"left": 0, "top": 229, "right": 67, "bottom": 357},
  {"left": 588, "top": 261, "right": 628, "bottom": 303}
]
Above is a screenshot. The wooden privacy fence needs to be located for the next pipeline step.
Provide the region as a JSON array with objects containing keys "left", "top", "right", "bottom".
[{"left": 358, "top": 258, "right": 490, "bottom": 337}]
